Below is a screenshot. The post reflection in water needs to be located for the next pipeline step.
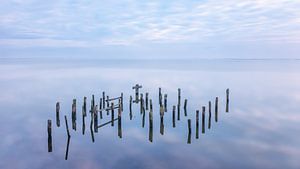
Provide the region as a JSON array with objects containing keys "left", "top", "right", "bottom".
[{"left": 46, "top": 86, "right": 230, "bottom": 160}]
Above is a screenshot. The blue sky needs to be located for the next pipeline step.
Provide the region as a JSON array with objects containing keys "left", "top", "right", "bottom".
[{"left": 1, "top": 0, "right": 300, "bottom": 59}]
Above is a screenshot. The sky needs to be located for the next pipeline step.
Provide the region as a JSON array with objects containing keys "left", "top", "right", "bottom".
[{"left": 1, "top": 0, "right": 300, "bottom": 59}]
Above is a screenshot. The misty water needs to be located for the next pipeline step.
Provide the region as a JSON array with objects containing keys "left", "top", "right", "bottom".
[{"left": 0, "top": 59, "right": 300, "bottom": 169}]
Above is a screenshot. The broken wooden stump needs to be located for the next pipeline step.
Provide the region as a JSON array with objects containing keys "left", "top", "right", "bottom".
[
  {"left": 187, "top": 119, "right": 191, "bottom": 144},
  {"left": 56, "top": 102, "right": 60, "bottom": 127},
  {"left": 159, "top": 87, "right": 162, "bottom": 106},
  {"left": 215, "top": 97, "right": 218, "bottom": 122},
  {"left": 226, "top": 88, "right": 229, "bottom": 113},
  {"left": 178, "top": 88, "right": 181, "bottom": 106},
  {"left": 72, "top": 99, "right": 76, "bottom": 131},
  {"left": 196, "top": 110, "right": 199, "bottom": 139},
  {"left": 202, "top": 106, "right": 205, "bottom": 134},
  {"left": 106, "top": 96, "right": 109, "bottom": 115},
  {"left": 47, "top": 119, "right": 52, "bottom": 152}
]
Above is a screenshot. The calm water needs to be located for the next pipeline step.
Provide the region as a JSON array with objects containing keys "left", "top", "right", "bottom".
[{"left": 0, "top": 59, "right": 300, "bottom": 169}]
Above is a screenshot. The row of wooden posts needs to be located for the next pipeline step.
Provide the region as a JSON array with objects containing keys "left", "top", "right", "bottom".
[{"left": 47, "top": 86, "right": 230, "bottom": 159}]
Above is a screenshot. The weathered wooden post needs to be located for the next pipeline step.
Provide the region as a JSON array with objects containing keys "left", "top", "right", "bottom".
[
  {"left": 118, "top": 102, "right": 122, "bottom": 138},
  {"left": 102, "top": 92, "right": 105, "bottom": 108},
  {"left": 145, "top": 92, "right": 149, "bottom": 110},
  {"left": 132, "top": 84, "right": 142, "bottom": 103},
  {"left": 159, "top": 87, "right": 162, "bottom": 106},
  {"left": 208, "top": 101, "right": 211, "bottom": 129},
  {"left": 129, "top": 95, "right": 133, "bottom": 120},
  {"left": 72, "top": 99, "right": 76, "bottom": 131},
  {"left": 65, "top": 135, "right": 70, "bottom": 160},
  {"left": 111, "top": 102, "right": 114, "bottom": 126},
  {"left": 226, "top": 88, "right": 229, "bottom": 112},
  {"left": 160, "top": 115, "right": 164, "bottom": 135},
  {"left": 47, "top": 119, "right": 52, "bottom": 152},
  {"left": 82, "top": 106, "right": 85, "bottom": 135},
  {"left": 142, "top": 105, "right": 145, "bottom": 128},
  {"left": 178, "top": 88, "right": 181, "bottom": 106},
  {"left": 202, "top": 106, "right": 205, "bottom": 134},
  {"left": 187, "top": 119, "right": 191, "bottom": 144},
  {"left": 64, "top": 115, "right": 71, "bottom": 160},
  {"left": 149, "top": 107, "right": 153, "bottom": 142},
  {"left": 106, "top": 95, "right": 109, "bottom": 115},
  {"left": 164, "top": 94, "right": 167, "bottom": 112},
  {"left": 92, "top": 95, "right": 95, "bottom": 109},
  {"left": 215, "top": 97, "right": 218, "bottom": 122},
  {"left": 184, "top": 99, "right": 187, "bottom": 116},
  {"left": 83, "top": 97, "right": 87, "bottom": 117},
  {"left": 121, "top": 93, "right": 123, "bottom": 112},
  {"left": 140, "top": 93, "right": 143, "bottom": 114},
  {"left": 64, "top": 115, "right": 70, "bottom": 137},
  {"left": 56, "top": 102, "right": 60, "bottom": 127},
  {"left": 150, "top": 99, "right": 153, "bottom": 112},
  {"left": 196, "top": 110, "right": 199, "bottom": 139},
  {"left": 90, "top": 115, "right": 95, "bottom": 143},
  {"left": 172, "top": 105, "right": 176, "bottom": 128},
  {"left": 94, "top": 105, "right": 98, "bottom": 133},
  {"left": 99, "top": 98, "right": 103, "bottom": 119},
  {"left": 177, "top": 104, "right": 180, "bottom": 121}
]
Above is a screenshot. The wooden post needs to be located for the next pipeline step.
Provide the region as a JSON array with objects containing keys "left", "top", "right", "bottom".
[
  {"left": 215, "top": 97, "right": 218, "bottom": 122},
  {"left": 83, "top": 97, "right": 87, "bottom": 117},
  {"left": 82, "top": 106, "right": 85, "bottom": 135},
  {"left": 184, "top": 99, "right": 187, "bottom": 116},
  {"left": 65, "top": 135, "right": 70, "bottom": 160},
  {"left": 145, "top": 92, "right": 149, "bottom": 110},
  {"left": 140, "top": 93, "right": 143, "bottom": 114},
  {"left": 208, "top": 101, "right": 211, "bottom": 129},
  {"left": 118, "top": 102, "right": 122, "bottom": 138},
  {"left": 149, "top": 108, "right": 153, "bottom": 142},
  {"left": 99, "top": 98, "right": 103, "bottom": 119},
  {"left": 172, "top": 105, "right": 176, "bottom": 128},
  {"left": 90, "top": 115, "right": 95, "bottom": 143},
  {"left": 142, "top": 106, "right": 145, "bottom": 128},
  {"left": 47, "top": 120, "right": 52, "bottom": 152},
  {"left": 121, "top": 93, "right": 123, "bottom": 112},
  {"left": 226, "top": 88, "right": 229, "bottom": 112},
  {"left": 132, "top": 84, "right": 142, "bottom": 103},
  {"left": 94, "top": 105, "right": 98, "bottom": 133},
  {"left": 187, "top": 119, "right": 191, "bottom": 144},
  {"left": 106, "top": 96, "right": 109, "bottom": 115},
  {"left": 177, "top": 104, "right": 180, "bottom": 121},
  {"left": 102, "top": 92, "right": 105, "bottom": 109},
  {"left": 196, "top": 110, "right": 199, "bottom": 139},
  {"left": 56, "top": 102, "right": 60, "bottom": 127},
  {"left": 178, "top": 88, "right": 181, "bottom": 106},
  {"left": 159, "top": 87, "right": 162, "bottom": 106},
  {"left": 160, "top": 114, "right": 164, "bottom": 135},
  {"left": 129, "top": 95, "right": 133, "bottom": 120},
  {"left": 202, "top": 106, "right": 205, "bottom": 134},
  {"left": 150, "top": 99, "right": 153, "bottom": 112},
  {"left": 64, "top": 116, "right": 71, "bottom": 160},
  {"left": 72, "top": 99, "right": 76, "bottom": 131},
  {"left": 64, "top": 115, "right": 70, "bottom": 137},
  {"left": 111, "top": 102, "right": 114, "bottom": 126},
  {"left": 164, "top": 94, "right": 167, "bottom": 112},
  {"left": 92, "top": 95, "right": 95, "bottom": 109}
]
